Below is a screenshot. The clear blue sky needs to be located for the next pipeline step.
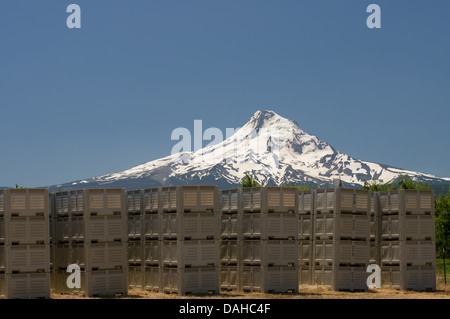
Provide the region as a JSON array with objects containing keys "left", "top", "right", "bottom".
[{"left": 0, "top": 1, "right": 449, "bottom": 187}]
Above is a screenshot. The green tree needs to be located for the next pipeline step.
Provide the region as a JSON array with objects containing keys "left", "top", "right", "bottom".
[
  {"left": 279, "top": 181, "right": 312, "bottom": 190},
  {"left": 361, "top": 178, "right": 395, "bottom": 192},
  {"left": 241, "top": 172, "right": 261, "bottom": 187},
  {"left": 436, "top": 187, "right": 450, "bottom": 258},
  {"left": 396, "top": 175, "right": 431, "bottom": 190},
  {"left": 361, "top": 175, "right": 430, "bottom": 192},
  {"left": 296, "top": 184, "right": 312, "bottom": 191}
]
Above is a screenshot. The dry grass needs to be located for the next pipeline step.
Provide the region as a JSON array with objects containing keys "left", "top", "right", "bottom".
[{"left": 51, "top": 279, "right": 450, "bottom": 300}]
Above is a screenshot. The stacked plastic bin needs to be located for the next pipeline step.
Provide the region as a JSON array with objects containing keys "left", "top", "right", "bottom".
[
  {"left": 51, "top": 188, "right": 128, "bottom": 297},
  {"left": 239, "top": 187, "right": 299, "bottom": 293},
  {"left": 160, "top": 186, "right": 219, "bottom": 295},
  {"left": 0, "top": 188, "right": 51, "bottom": 299},
  {"left": 312, "top": 188, "right": 371, "bottom": 291},
  {"left": 219, "top": 189, "right": 241, "bottom": 292},
  {"left": 127, "top": 190, "right": 144, "bottom": 290},
  {"left": 369, "top": 192, "right": 379, "bottom": 265},
  {"left": 297, "top": 190, "right": 315, "bottom": 286},
  {"left": 377, "top": 189, "right": 436, "bottom": 291},
  {"left": 142, "top": 188, "right": 161, "bottom": 292}
]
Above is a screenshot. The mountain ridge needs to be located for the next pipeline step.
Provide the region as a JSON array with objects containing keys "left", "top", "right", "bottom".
[{"left": 49, "top": 110, "right": 450, "bottom": 192}]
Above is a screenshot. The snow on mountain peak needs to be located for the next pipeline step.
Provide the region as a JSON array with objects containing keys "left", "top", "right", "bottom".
[
  {"left": 61, "top": 110, "right": 450, "bottom": 190},
  {"left": 244, "top": 110, "right": 303, "bottom": 133}
]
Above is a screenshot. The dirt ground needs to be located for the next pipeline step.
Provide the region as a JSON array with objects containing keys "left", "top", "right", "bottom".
[{"left": 51, "top": 278, "right": 450, "bottom": 300}]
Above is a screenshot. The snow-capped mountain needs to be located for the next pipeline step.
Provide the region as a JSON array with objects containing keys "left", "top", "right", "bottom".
[{"left": 52, "top": 110, "right": 450, "bottom": 191}]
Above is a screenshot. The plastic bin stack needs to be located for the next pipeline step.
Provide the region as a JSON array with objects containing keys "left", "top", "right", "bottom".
[
  {"left": 239, "top": 187, "right": 299, "bottom": 293},
  {"left": 141, "top": 188, "right": 162, "bottom": 292},
  {"left": 126, "top": 189, "right": 144, "bottom": 290},
  {"left": 298, "top": 190, "right": 315, "bottom": 286},
  {"left": 370, "top": 192, "right": 379, "bottom": 265},
  {"left": 376, "top": 189, "right": 436, "bottom": 291},
  {"left": 51, "top": 188, "right": 128, "bottom": 297},
  {"left": 312, "top": 188, "right": 371, "bottom": 291},
  {"left": 160, "top": 186, "right": 219, "bottom": 295},
  {"left": 0, "top": 188, "right": 51, "bottom": 299},
  {"left": 219, "top": 189, "right": 241, "bottom": 292}
]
